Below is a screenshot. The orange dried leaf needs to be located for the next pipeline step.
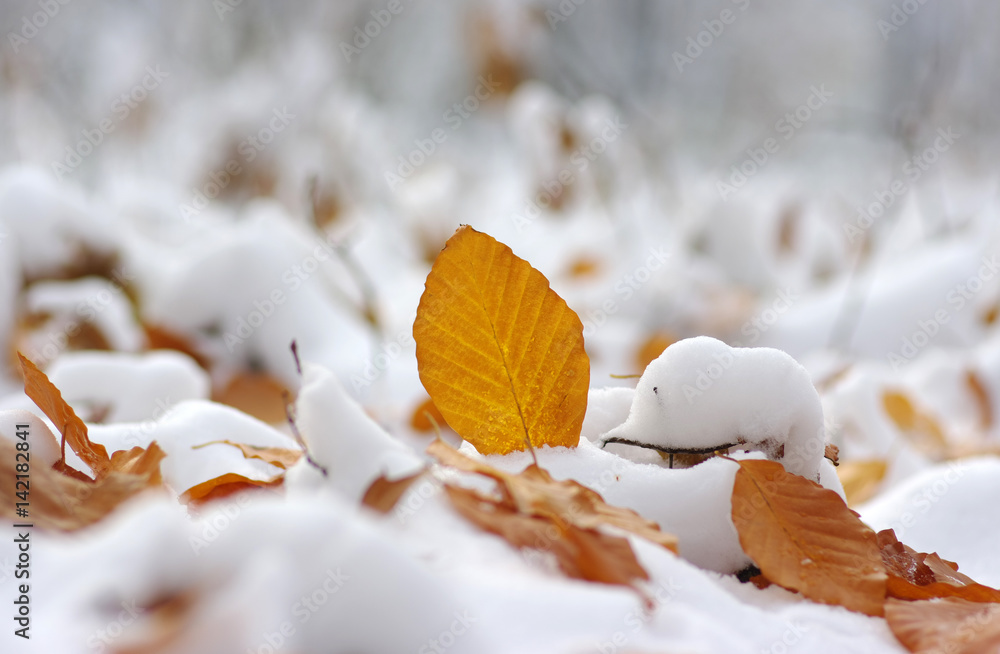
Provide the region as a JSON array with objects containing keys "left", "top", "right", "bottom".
[
  {"left": 0, "top": 438, "right": 165, "bottom": 530},
  {"left": 444, "top": 484, "right": 650, "bottom": 590},
  {"left": 180, "top": 473, "right": 284, "bottom": 506},
  {"left": 410, "top": 396, "right": 447, "bottom": 432},
  {"left": 18, "top": 352, "right": 110, "bottom": 478},
  {"left": 192, "top": 440, "right": 302, "bottom": 470},
  {"left": 413, "top": 226, "right": 590, "bottom": 455},
  {"left": 428, "top": 438, "right": 676, "bottom": 593},
  {"left": 886, "top": 598, "right": 1000, "bottom": 654},
  {"left": 730, "top": 459, "right": 887, "bottom": 616},
  {"left": 878, "top": 529, "right": 1000, "bottom": 604},
  {"left": 837, "top": 459, "right": 887, "bottom": 506},
  {"left": 361, "top": 471, "right": 425, "bottom": 514}
]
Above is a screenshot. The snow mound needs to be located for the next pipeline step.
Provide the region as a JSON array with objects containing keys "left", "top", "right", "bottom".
[{"left": 601, "top": 336, "right": 826, "bottom": 480}]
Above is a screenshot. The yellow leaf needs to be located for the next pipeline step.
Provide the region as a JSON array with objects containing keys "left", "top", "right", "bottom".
[
  {"left": 730, "top": 459, "right": 887, "bottom": 616},
  {"left": 837, "top": 459, "right": 887, "bottom": 506},
  {"left": 413, "top": 226, "right": 590, "bottom": 455}
]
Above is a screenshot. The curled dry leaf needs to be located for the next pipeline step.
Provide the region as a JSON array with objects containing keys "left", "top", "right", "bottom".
[
  {"left": 428, "top": 438, "right": 677, "bottom": 594},
  {"left": 878, "top": 529, "right": 1000, "bottom": 604},
  {"left": 413, "top": 225, "right": 590, "bottom": 455},
  {"left": 192, "top": 439, "right": 302, "bottom": 470},
  {"left": 19, "top": 352, "right": 110, "bottom": 478},
  {"left": 0, "top": 438, "right": 165, "bottom": 530},
  {"left": 3, "top": 354, "right": 167, "bottom": 529},
  {"left": 730, "top": 459, "right": 887, "bottom": 616},
  {"left": 180, "top": 473, "right": 284, "bottom": 507},
  {"left": 886, "top": 598, "right": 1000, "bottom": 654}
]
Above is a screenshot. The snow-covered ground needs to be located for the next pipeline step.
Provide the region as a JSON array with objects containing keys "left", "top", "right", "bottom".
[{"left": 1, "top": 1, "right": 999, "bottom": 652}]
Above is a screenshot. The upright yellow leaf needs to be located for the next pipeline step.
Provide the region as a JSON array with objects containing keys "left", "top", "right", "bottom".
[
  {"left": 730, "top": 459, "right": 887, "bottom": 616},
  {"left": 413, "top": 226, "right": 590, "bottom": 455}
]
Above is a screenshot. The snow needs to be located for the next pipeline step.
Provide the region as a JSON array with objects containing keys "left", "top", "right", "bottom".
[
  {"left": 286, "top": 361, "right": 425, "bottom": 501},
  {"left": 600, "top": 336, "right": 827, "bottom": 481},
  {"left": 46, "top": 350, "right": 209, "bottom": 424},
  {"left": 0, "top": 3, "right": 997, "bottom": 652}
]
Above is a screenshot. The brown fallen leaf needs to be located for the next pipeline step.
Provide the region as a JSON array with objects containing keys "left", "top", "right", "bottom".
[
  {"left": 445, "top": 484, "right": 649, "bottom": 589},
  {"left": 192, "top": 440, "right": 302, "bottom": 470},
  {"left": 428, "top": 438, "right": 677, "bottom": 595},
  {"left": 19, "top": 352, "right": 110, "bottom": 478},
  {"left": 213, "top": 371, "right": 292, "bottom": 424},
  {"left": 179, "top": 473, "right": 284, "bottom": 507},
  {"left": 4, "top": 355, "right": 167, "bottom": 529},
  {"left": 730, "top": 458, "right": 887, "bottom": 616},
  {"left": 878, "top": 529, "right": 1000, "bottom": 604},
  {"left": 0, "top": 438, "right": 165, "bottom": 530},
  {"left": 837, "top": 459, "right": 887, "bottom": 506},
  {"left": 886, "top": 597, "right": 1000, "bottom": 654},
  {"left": 361, "top": 471, "right": 425, "bottom": 514},
  {"left": 413, "top": 225, "right": 590, "bottom": 455},
  {"left": 143, "top": 324, "right": 211, "bottom": 369}
]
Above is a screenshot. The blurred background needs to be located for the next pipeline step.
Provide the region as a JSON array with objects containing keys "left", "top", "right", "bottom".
[{"left": 0, "top": 0, "right": 999, "bottom": 456}]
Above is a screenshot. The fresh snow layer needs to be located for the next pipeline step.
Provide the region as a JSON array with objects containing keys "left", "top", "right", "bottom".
[{"left": 601, "top": 336, "right": 826, "bottom": 480}]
